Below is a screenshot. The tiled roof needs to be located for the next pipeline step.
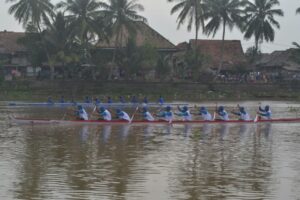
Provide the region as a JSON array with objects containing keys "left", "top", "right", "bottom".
[
  {"left": 189, "top": 39, "right": 247, "bottom": 70},
  {"left": 96, "top": 21, "right": 176, "bottom": 50}
]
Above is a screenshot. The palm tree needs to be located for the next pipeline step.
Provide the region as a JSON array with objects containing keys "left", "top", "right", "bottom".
[
  {"left": 243, "top": 0, "right": 284, "bottom": 52},
  {"left": 6, "top": 0, "right": 54, "bottom": 31},
  {"left": 297, "top": 7, "right": 300, "bottom": 14},
  {"left": 44, "top": 12, "right": 80, "bottom": 73},
  {"left": 101, "top": 0, "right": 147, "bottom": 62},
  {"left": 57, "top": 0, "right": 108, "bottom": 62},
  {"left": 167, "top": 0, "right": 205, "bottom": 41},
  {"left": 203, "top": 0, "right": 247, "bottom": 75}
]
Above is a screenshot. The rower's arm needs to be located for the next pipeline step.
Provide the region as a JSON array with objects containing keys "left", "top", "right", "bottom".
[
  {"left": 259, "top": 106, "right": 265, "bottom": 112},
  {"left": 231, "top": 111, "right": 241, "bottom": 116}
]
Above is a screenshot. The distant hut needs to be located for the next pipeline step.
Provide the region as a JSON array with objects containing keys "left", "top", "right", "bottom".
[
  {"left": 96, "top": 21, "right": 177, "bottom": 53},
  {"left": 189, "top": 39, "right": 248, "bottom": 73},
  {"left": 255, "top": 49, "right": 300, "bottom": 80}
]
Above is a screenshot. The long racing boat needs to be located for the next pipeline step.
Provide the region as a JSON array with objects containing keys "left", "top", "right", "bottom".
[
  {"left": 7, "top": 102, "right": 188, "bottom": 108},
  {"left": 9, "top": 116, "right": 300, "bottom": 125}
]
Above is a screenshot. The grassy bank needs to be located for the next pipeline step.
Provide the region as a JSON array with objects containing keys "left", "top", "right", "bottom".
[{"left": 0, "top": 80, "right": 300, "bottom": 102}]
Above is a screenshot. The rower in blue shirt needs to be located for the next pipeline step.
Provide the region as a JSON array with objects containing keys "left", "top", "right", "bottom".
[
  {"left": 119, "top": 96, "right": 126, "bottom": 103},
  {"left": 216, "top": 106, "right": 229, "bottom": 121},
  {"left": 141, "top": 107, "right": 155, "bottom": 121},
  {"left": 97, "top": 107, "right": 112, "bottom": 121},
  {"left": 131, "top": 96, "right": 138, "bottom": 104},
  {"left": 107, "top": 96, "right": 113, "bottom": 104},
  {"left": 116, "top": 109, "right": 131, "bottom": 122},
  {"left": 157, "top": 106, "right": 173, "bottom": 122},
  {"left": 75, "top": 105, "right": 88, "bottom": 120},
  {"left": 143, "top": 96, "right": 148, "bottom": 104},
  {"left": 94, "top": 97, "right": 101, "bottom": 105},
  {"left": 258, "top": 105, "right": 272, "bottom": 119},
  {"left": 84, "top": 96, "right": 91, "bottom": 103},
  {"left": 158, "top": 95, "right": 164, "bottom": 105},
  {"left": 198, "top": 107, "right": 213, "bottom": 121},
  {"left": 47, "top": 96, "right": 53, "bottom": 104},
  {"left": 59, "top": 96, "right": 65, "bottom": 103},
  {"left": 232, "top": 106, "right": 251, "bottom": 121},
  {"left": 176, "top": 106, "right": 192, "bottom": 121}
]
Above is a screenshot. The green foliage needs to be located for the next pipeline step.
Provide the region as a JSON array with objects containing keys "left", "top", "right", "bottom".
[
  {"left": 168, "top": 0, "right": 205, "bottom": 40},
  {"left": 156, "top": 56, "right": 172, "bottom": 80},
  {"left": 243, "top": 0, "right": 284, "bottom": 50},
  {"left": 184, "top": 46, "right": 207, "bottom": 81}
]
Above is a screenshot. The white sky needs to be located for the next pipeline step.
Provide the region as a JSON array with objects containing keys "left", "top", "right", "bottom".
[{"left": 0, "top": 0, "right": 300, "bottom": 53}]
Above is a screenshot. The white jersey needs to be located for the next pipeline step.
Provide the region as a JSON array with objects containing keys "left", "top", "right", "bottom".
[
  {"left": 183, "top": 111, "right": 192, "bottom": 121},
  {"left": 144, "top": 111, "right": 155, "bottom": 121},
  {"left": 79, "top": 109, "right": 88, "bottom": 120},
  {"left": 219, "top": 110, "right": 229, "bottom": 121},
  {"left": 119, "top": 111, "right": 131, "bottom": 121},
  {"left": 240, "top": 112, "right": 251, "bottom": 121},
  {"left": 102, "top": 110, "right": 112, "bottom": 121},
  {"left": 202, "top": 112, "right": 212, "bottom": 121}
]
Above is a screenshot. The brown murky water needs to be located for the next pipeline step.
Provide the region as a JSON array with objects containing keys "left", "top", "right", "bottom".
[{"left": 0, "top": 101, "right": 300, "bottom": 200}]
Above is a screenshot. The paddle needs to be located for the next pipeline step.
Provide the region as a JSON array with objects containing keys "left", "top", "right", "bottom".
[
  {"left": 254, "top": 102, "right": 262, "bottom": 123},
  {"left": 130, "top": 106, "right": 139, "bottom": 123},
  {"left": 213, "top": 102, "right": 218, "bottom": 120}
]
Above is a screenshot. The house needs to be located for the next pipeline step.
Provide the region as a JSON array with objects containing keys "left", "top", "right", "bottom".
[
  {"left": 95, "top": 21, "right": 177, "bottom": 53},
  {"left": 255, "top": 48, "right": 300, "bottom": 80},
  {"left": 189, "top": 39, "right": 247, "bottom": 72},
  {"left": 0, "top": 31, "right": 39, "bottom": 80}
]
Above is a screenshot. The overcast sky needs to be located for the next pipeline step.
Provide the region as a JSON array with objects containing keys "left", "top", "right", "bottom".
[{"left": 0, "top": 0, "right": 299, "bottom": 53}]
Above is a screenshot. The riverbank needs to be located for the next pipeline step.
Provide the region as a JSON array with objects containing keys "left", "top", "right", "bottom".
[{"left": 0, "top": 80, "right": 300, "bottom": 102}]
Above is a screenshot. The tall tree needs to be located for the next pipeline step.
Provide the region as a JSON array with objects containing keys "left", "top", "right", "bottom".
[
  {"left": 100, "top": 0, "right": 147, "bottom": 79},
  {"left": 203, "top": 0, "right": 246, "bottom": 75},
  {"left": 101, "top": 0, "right": 147, "bottom": 61},
  {"left": 243, "top": 0, "right": 284, "bottom": 52},
  {"left": 6, "top": 0, "right": 54, "bottom": 31},
  {"left": 57, "top": 0, "right": 108, "bottom": 62},
  {"left": 167, "top": 0, "right": 205, "bottom": 41},
  {"left": 297, "top": 7, "right": 300, "bottom": 14}
]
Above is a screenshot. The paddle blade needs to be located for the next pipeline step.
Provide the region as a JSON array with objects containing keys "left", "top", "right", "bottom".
[{"left": 254, "top": 115, "right": 259, "bottom": 123}]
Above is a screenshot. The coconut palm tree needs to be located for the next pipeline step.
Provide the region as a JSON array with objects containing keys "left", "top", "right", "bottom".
[
  {"left": 167, "top": 0, "right": 205, "bottom": 41},
  {"left": 100, "top": 0, "right": 147, "bottom": 61},
  {"left": 57, "top": 0, "right": 108, "bottom": 62},
  {"left": 6, "top": 0, "right": 54, "bottom": 31},
  {"left": 203, "top": 0, "right": 247, "bottom": 75},
  {"left": 243, "top": 0, "right": 284, "bottom": 52},
  {"left": 44, "top": 12, "right": 80, "bottom": 70},
  {"left": 297, "top": 7, "right": 300, "bottom": 14}
]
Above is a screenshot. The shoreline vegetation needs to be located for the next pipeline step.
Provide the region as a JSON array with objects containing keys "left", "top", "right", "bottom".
[
  {"left": 2, "top": 0, "right": 299, "bottom": 83},
  {"left": 1, "top": 80, "right": 299, "bottom": 102}
]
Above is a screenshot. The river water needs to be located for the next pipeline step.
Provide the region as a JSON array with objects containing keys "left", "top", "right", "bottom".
[{"left": 0, "top": 101, "right": 300, "bottom": 200}]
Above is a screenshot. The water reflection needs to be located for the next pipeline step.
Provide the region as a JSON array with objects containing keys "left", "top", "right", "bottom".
[{"left": 2, "top": 104, "right": 300, "bottom": 200}]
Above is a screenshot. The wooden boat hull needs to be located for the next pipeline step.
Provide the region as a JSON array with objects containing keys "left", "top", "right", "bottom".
[{"left": 10, "top": 116, "right": 300, "bottom": 125}]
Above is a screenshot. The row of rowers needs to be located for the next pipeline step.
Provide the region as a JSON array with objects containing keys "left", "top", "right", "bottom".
[{"left": 75, "top": 104, "right": 272, "bottom": 121}]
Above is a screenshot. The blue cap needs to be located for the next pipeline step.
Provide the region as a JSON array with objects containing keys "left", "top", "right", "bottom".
[
  {"left": 265, "top": 105, "right": 270, "bottom": 111},
  {"left": 183, "top": 106, "right": 188, "bottom": 111},
  {"left": 116, "top": 108, "right": 121, "bottom": 113},
  {"left": 200, "top": 106, "right": 207, "bottom": 111},
  {"left": 100, "top": 107, "right": 105, "bottom": 112},
  {"left": 166, "top": 106, "right": 171, "bottom": 111},
  {"left": 218, "top": 106, "right": 224, "bottom": 111},
  {"left": 77, "top": 105, "right": 83, "bottom": 109},
  {"left": 143, "top": 107, "right": 148, "bottom": 112}
]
